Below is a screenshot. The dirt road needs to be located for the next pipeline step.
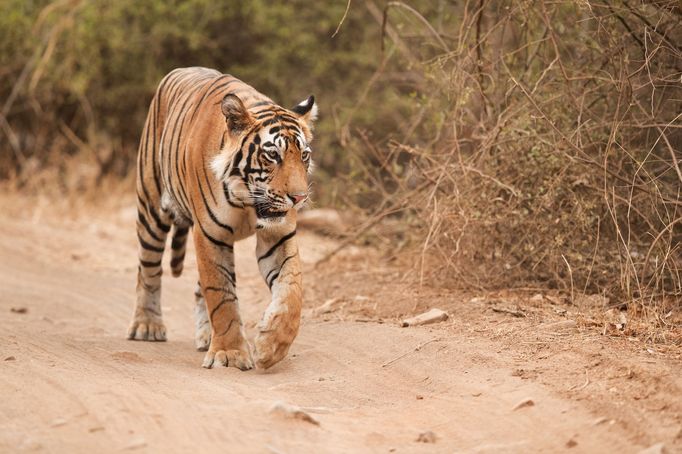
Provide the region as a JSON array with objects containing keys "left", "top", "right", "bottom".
[{"left": 0, "top": 200, "right": 678, "bottom": 453}]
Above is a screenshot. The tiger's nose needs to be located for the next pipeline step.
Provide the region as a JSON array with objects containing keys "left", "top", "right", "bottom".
[{"left": 288, "top": 192, "right": 307, "bottom": 205}]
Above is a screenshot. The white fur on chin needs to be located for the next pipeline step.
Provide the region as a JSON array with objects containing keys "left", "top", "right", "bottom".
[{"left": 256, "top": 216, "right": 287, "bottom": 230}]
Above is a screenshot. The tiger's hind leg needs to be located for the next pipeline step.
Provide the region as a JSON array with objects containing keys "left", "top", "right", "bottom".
[
  {"left": 127, "top": 199, "right": 172, "bottom": 342},
  {"left": 193, "top": 283, "right": 211, "bottom": 351}
]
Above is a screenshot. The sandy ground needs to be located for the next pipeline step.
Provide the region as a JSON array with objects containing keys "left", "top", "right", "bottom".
[{"left": 0, "top": 195, "right": 680, "bottom": 453}]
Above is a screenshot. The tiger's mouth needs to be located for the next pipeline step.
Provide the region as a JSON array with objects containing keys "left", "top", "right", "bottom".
[
  {"left": 254, "top": 202, "right": 288, "bottom": 220},
  {"left": 255, "top": 205, "right": 288, "bottom": 230}
]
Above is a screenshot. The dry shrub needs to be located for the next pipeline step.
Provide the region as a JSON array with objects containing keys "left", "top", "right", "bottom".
[{"left": 343, "top": 1, "right": 681, "bottom": 315}]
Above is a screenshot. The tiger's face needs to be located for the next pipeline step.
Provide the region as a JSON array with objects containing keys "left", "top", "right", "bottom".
[{"left": 216, "top": 94, "right": 317, "bottom": 226}]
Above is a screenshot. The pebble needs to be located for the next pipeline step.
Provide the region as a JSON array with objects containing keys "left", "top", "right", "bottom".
[
  {"left": 638, "top": 442, "right": 666, "bottom": 454},
  {"left": 269, "top": 401, "right": 319, "bottom": 426},
  {"left": 416, "top": 431, "right": 437, "bottom": 443},
  {"left": 401, "top": 309, "right": 448, "bottom": 327},
  {"left": 312, "top": 298, "right": 344, "bottom": 316},
  {"left": 50, "top": 418, "right": 67, "bottom": 427},
  {"left": 123, "top": 438, "right": 147, "bottom": 450},
  {"left": 512, "top": 398, "right": 535, "bottom": 411}
]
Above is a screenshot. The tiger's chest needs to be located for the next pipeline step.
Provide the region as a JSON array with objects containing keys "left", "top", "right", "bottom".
[{"left": 229, "top": 206, "right": 258, "bottom": 241}]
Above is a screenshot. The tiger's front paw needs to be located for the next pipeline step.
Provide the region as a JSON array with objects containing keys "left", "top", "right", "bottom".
[
  {"left": 127, "top": 316, "right": 167, "bottom": 342},
  {"left": 253, "top": 310, "right": 300, "bottom": 370},
  {"left": 253, "top": 332, "right": 291, "bottom": 370},
  {"left": 202, "top": 348, "right": 253, "bottom": 371}
]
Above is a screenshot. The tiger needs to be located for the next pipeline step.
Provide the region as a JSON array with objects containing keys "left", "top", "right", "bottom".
[{"left": 127, "top": 67, "right": 317, "bottom": 370}]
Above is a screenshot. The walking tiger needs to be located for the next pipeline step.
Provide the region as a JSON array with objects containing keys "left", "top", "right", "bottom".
[{"left": 127, "top": 67, "right": 317, "bottom": 370}]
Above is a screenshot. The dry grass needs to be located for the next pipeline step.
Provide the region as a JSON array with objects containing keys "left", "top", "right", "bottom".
[{"left": 340, "top": 1, "right": 681, "bottom": 330}]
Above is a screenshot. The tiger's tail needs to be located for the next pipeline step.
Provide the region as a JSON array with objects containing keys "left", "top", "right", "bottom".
[{"left": 170, "top": 225, "right": 189, "bottom": 277}]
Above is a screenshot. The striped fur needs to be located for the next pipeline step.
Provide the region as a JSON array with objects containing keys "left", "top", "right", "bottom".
[{"left": 127, "top": 67, "right": 316, "bottom": 370}]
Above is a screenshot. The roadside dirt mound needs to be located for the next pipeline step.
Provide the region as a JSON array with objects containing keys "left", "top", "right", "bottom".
[{"left": 0, "top": 193, "right": 680, "bottom": 453}]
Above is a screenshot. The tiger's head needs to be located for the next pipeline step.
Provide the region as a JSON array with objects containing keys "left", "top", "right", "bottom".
[{"left": 213, "top": 94, "right": 317, "bottom": 228}]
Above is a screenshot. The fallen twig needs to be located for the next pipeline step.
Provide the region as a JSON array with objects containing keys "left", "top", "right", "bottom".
[
  {"left": 492, "top": 307, "right": 526, "bottom": 318},
  {"left": 381, "top": 338, "right": 443, "bottom": 368}
]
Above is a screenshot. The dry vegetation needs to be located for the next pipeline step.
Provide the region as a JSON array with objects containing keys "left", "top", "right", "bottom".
[
  {"left": 338, "top": 1, "right": 681, "bottom": 329},
  {"left": 0, "top": 1, "right": 680, "bottom": 332}
]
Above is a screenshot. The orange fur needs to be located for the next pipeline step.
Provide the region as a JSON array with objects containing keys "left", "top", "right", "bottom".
[{"left": 127, "top": 67, "right": 316, "bottom": 370}]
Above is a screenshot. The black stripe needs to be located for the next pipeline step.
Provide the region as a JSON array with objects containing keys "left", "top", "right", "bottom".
[
  {"left": 162, "top": 73, "right": 202, "bottom": 215},
  {"left": 223, "top": 182, "right": 245, "bottom": 208},
  {"left": 232, "top": 124, "right": 260, "bottom": 181},
  {"left": 227, "top": 198, "right": 243, "bottom": 208},
  {"left": 197, "top": 172, "right": 234, "bottom": 234},
  {"left": 147, "top": 203, "right": 170, "bottom": 233},
  {"left": 180, "top": 143, "right": 190, "bottom": 193},
  {"left": 151, "top": 96, "right": 162, "bottom": 194},
  {"left": 138, "top": 233, "right": 164, "bottom": 253},
  {"left": 196, "top": 220, "right": 234, "bottom": 251},
  {"left": 170, "top": 253, "right": 185, "bottom": 268},
  {"left": 141, "top": 119, "right": 150, "bottom": 165},
  {"left": 200, "top": 155, "right": 217, "bottom": 204},
  {"left": 143, "top": 305, "right": 162, "bottom": 316},
  {"left": 250, "top": 100, "right": 273, "bottom": 108},
  {"left": 208, "top": 299, "right": 225, "bottom": 321},
  {"left": 267, "top": 271, "right": 280, "bottom": 289},
  {"left": 205, "top": 78, "right": 240, "bottom": 103},
  {"left": 171, "top": 228, "right": 189, "bottom": 250},
  {"left": 253, "top": 107, "right": 280, "bottom": 116},
  {"left": 216, "top": 263, "right": 236, "bottom": 285},
  {"left": 210, "top": 296, "right": 235, "bottom": 321},
  {"left": 188, "top": 75, "right": 233, "bottom": 124},
  {"left": 167, "top": 84, "right": 205, "bottom": 215},
  {"left": 243, "top": 140, "right": 257, "bottom": 179},
  {"left": 138, "top": 211, "right": 164, "bottom": 243},
  {"left": 151, "top": 72, "right": 178, "bottom": 195},
  {"left": 136, "top": 148, "right": 158, "bottom": 232},
  {"left": 258, "top": 230, "right": 296, "bottom": 263},
  {"left": 218, "top": 319, "right": 235, "bottom": 336},
  {"left": 266, "top": 253, "right": 297, "bottom": 288},
  {"left": 140, "top": 259, "right": 162, "bottom": 268},
  {"left": 228, "top": 149, "right": 243, "bottom": 179}
]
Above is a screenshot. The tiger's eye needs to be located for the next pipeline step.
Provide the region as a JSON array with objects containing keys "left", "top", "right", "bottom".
[{"left": 264, "top": 148, "right": 279, "bottom": 162}]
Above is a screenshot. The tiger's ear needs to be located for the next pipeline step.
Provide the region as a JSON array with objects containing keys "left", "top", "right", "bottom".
[
  {"left": 221, "top": 94, "right": 253, "bottom": 135},
  {"left": 291, "top": 95, "right": 318, "bottom": 128}
]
